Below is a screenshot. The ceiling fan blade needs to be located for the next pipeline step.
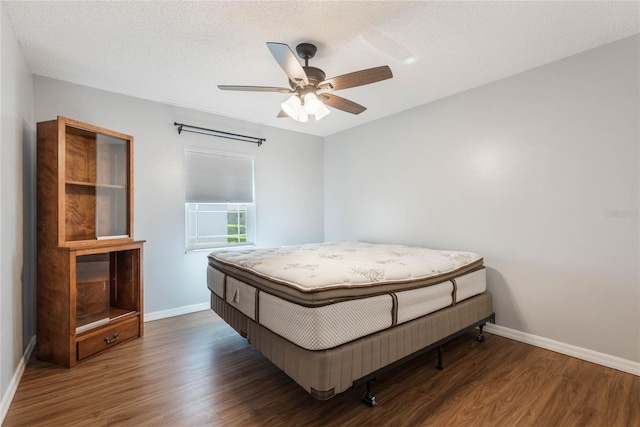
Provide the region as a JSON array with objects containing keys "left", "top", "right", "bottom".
[
  {"left": 277, "top": 109, "right": 288, "bottom": 118},
  {"left": 320, "top": 93, "right": 367, "bottom": 115},
  {"left": 266, "top": 42, "right": 309, "bottom": 87},
  {"left": 218, "top": 85, "right": 293, "bottom": 93},
  {"left": 319, "top": 66, "right": 392, "bottom": 91}
]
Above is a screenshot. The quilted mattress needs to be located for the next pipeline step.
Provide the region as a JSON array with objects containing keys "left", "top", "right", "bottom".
[{"left": 208, "top": 242, "right": 486, "bottom": 351}]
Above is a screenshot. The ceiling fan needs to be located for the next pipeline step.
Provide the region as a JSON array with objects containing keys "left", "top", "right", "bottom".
[{"left": 218, "top": 42, "right": 393, "bottom": 123}]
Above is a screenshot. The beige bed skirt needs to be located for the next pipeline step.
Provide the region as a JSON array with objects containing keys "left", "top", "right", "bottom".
[{"left": 211, "top": 291, "right": 493, "bottom": 400}]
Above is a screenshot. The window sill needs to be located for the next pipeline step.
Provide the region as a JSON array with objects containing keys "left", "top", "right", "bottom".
[{"left": 185, "top": 244, "right": 256, "bottom": 254}]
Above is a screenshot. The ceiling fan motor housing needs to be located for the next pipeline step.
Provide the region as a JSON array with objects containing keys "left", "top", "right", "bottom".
[
  {"left": 290, "top": 43, "right": 328, "bottom": 91},
  {"left": 290, "top": 66, "right": 326, "bottom": 90}
]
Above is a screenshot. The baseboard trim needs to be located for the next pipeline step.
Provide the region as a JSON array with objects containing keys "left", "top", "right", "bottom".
[
  {"left": 0, "top": 335, "right": 36, "bottom": 424},
  {"left": 484, "top": 324, "right": 639, "bottom": 376},
  {"left": 144, "top": 302, "right": 209, "bottom": 322}
]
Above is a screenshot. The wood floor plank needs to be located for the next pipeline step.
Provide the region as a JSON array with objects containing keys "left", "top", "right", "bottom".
[{"left": 4, "top": 310, "right": 638, "bottom": 426}]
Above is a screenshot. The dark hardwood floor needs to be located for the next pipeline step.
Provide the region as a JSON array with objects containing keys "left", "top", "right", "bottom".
[{"left": 4, "top": 310, "right": 638, "bottom": 426}]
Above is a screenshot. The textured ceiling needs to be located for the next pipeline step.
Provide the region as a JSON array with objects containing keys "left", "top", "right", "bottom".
[{"left": 4, "top": 1, "right": 639, "bottom": 137}]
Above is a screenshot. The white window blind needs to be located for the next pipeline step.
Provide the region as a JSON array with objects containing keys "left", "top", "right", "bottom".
[
  {"left": 184, "top": 148, "right": 255, "bottom": 250},
  {"left": 184, "top": 148, "right": 254, "bottom": 203}
]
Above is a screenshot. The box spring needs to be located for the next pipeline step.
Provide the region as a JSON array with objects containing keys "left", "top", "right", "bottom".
[{"left": 211, "top": 291, "right": 493, "bottom": 400}]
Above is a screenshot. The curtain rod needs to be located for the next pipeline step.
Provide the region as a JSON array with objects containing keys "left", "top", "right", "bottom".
[{"left": 174, "top": 122, "right": 265, "bottom": 147}]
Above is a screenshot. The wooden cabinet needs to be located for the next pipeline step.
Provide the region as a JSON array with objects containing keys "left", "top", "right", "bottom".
[{"left": 36, "top": 117, "right": 144, "bottom": 367}]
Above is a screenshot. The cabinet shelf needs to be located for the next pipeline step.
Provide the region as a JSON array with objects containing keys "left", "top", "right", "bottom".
[
  {"left": 66, "top": 180, "right": 95, "bottom": 187},
  {"left": 76, "top": 307, "right": 138, "bottom": 334},
  {"left": 66, "top": 180, "right": 126, "bottom": 189},
  {"left": 98, "top": 184, "right": 127, "bottom": 189}
]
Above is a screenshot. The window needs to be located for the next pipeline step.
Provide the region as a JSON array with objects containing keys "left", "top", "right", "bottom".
[
  {"left": 184, "top": 148, "right": 255, "bottom": 250},
  {"left": 186, "top": 203, "right": 253, "bottom": 248}
]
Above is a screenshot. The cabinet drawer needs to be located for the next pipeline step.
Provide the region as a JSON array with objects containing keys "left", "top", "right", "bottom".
[{"left": 76, "top": 316, "right": 139, "bottom": 361}]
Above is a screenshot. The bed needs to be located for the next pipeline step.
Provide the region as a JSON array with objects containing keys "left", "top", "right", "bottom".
[{"left": 207, "top": 241, "right": 494, "bottom": 405}]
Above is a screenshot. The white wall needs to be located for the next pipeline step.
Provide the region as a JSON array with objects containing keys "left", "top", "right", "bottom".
[
  {"left": 1, "top": 16, "right": 636, "bottom": 423},
  {"left": 0, "top": 2, "right": 35, "bottom": 418},
  {"left": 34, "top": 77, "right": 324, "bottom": 315},
  {"left": 325, "top": 35, "right": 639, "bottom": 363}
]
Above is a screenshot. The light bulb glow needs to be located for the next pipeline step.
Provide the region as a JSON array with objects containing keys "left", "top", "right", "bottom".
[
  {"left": 281, "top": 95, "right": 301, "bottom": 119},
  {"left": 297, "top": 109, "right": 309, "bottom": 123},
  {"left": 314, "top": 102, "right": 331, "bottom": 121},
  {"left": 303, "top": 93, "right": 321, "bottom": 114},
  {"left": 282, "top": 93, "right": 328, "bottom": 123}
]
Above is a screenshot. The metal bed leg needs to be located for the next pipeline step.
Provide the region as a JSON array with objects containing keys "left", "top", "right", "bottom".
[
  {"left": 363, "top": 380, "right": 377, "bottom": 407},
  {"left": 477, "top": 324, "right": 485, "bottom": 342},
  {"left": 353, "top": 312, "right": 496, "bottom": 407},
  {"left": 477, "top": 312, "right": 495, "bottom": 342},
  {"left": 437, "top": 345, "right": 444, "bottom": 370}
]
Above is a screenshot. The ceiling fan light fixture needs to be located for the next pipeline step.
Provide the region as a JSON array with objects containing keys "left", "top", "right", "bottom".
[
  {"left": 303, "top": 92, "right": 322, "bottom": 114},
  {"left": 281, "top": 95, "right": 301, "bottom": 119},
  {"left": 315, "top": 102, "right": 331, "bottom": 121},
  {"left": 297, "top": 109, "right": 309, "bottom": 123}
]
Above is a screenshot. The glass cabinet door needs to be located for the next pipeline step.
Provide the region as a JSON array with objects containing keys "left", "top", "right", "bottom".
[{"left": 95, "top": 133, "right": 129, "bottom": 239}]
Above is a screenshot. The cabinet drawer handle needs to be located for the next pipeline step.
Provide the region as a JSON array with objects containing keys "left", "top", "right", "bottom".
[{"left": 104, "top": 333, "right": 119, "bottom": 344}]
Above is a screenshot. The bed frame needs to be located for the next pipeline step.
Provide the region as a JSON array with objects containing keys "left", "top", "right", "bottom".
[{"left": 210, "top": 290, "right": 494, "bottom": 406}]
